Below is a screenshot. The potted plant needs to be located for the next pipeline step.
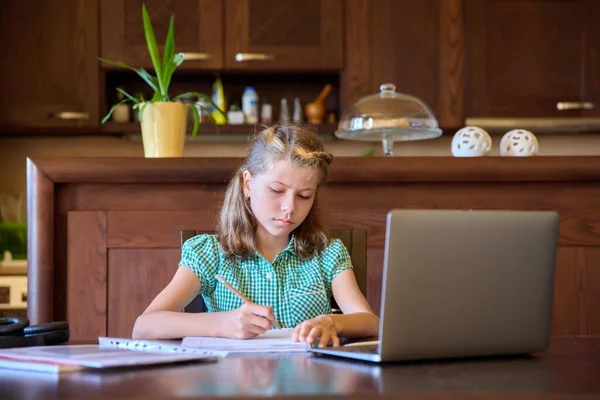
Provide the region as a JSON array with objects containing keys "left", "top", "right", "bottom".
[{"left": 98, "top": 3, "right": 224, "bottom": 157}]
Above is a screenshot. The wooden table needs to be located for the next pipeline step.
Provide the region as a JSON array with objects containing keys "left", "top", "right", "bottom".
[{"left": 1, "top": 337, "right": 599, "bottom": 399}]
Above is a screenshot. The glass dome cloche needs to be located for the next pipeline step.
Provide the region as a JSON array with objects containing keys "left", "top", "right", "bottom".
[{"left": 335, "top": 83, "right": 442, "bottom": 156}]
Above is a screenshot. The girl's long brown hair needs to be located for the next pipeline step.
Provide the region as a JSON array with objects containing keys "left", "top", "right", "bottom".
[{"left": 217, "top": 125, "right": 333, "bottom": 261}]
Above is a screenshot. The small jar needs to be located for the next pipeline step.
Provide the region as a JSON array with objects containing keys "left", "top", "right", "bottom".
[{"left": 261, "top": 97, "right": 273, "bottom": 125}]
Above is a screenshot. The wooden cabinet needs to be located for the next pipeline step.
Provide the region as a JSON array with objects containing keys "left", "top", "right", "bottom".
[
  {"left": 464, "top": 0, "right": 600, "bottom": 118},
  {"left": 369, "top": 0, "right": 445, "bottom": 124},
  {"left": 100, "top": 0, "right": 343, "bottom": 72},
  {"left": 345, "top": 0, "right": 600, "bottom": 126},
  {"left": 225, "top": 0, "right": 343, "bottom": 70},
  {"left": 342, "top": 0, "right": 464, "bottom": 127},
  {"left": 100, "top": 0, "right": 224, "bottom": 70},
  {"left": 0, "top": 0, "right": 99, "bottom": 127}
]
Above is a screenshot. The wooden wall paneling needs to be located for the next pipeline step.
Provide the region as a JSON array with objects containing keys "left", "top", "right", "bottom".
[
  {"left": 552, "top": 248, "right": 580, "bottom": 336},
  {"left": 56, "top": 184, "right": 227, "bottom": 215},
  {"left": 553, "top": 247, "right": 600, "bottom": 335},
  {"left": 107, "top": 211, "right": 220, "bottom": 248},
  {"left": 438, "top": 0, "right": 464, "bottom": 127},
  {"left": 67, "top": 211, "right": 108, "bottom": 341},
  {"left": 26, "top": 159, "right": 55, "bottom": 324},
  {"left": 577, "top": 247, "right": 600, "bottom": 334},
  {"left": 30, "top": 157, "right": 241, "bottom": 183},
  {"left": 107, "top": 249, "right": 181, "bottom": 338},
  {"left": 54, "top": 214, "right": 68, "bottom": 321},
  {"left": 319, "top": 184, "right": 600, "bottom": 247},
  {"left": 28, "top": 157, "right": 600, "bottom": 337},
  {"left": 30, "top": 157, "right": 600, "bottom": 184}
]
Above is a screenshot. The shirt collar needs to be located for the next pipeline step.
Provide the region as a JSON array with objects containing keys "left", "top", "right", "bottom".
[
  {"left": 283, "top": 234, "right": 296, "bottom": 255},
  {"left": 250, "top": 234, "right": 297, "bottom": 264}
]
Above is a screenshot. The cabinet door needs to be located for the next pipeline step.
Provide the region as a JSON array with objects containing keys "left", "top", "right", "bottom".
[
  {"left": 0, "top": 0, "right": 99, "bottom": 127},
  {"left": 225, "top": 0, "right": 343, "bottom": 70},
  {"left": 101, "top": 0, "right": 223, "bottom": 70},
  {"left": 464, "top": 0, "right": 600, "bottom": 118},
  {"left": 344, "top": 0, "right": 464, "bottom": 127},
  {"left": 369, "top": 0, "right": 442, "bottom": 122}
]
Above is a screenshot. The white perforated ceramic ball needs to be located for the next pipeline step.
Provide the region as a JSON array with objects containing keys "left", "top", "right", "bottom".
[
  {"left": 500, "top": 129, "right": 538, "bottom": 156},
  {"left": 451, "top": 126, "right": 492, "bottom": 157}
]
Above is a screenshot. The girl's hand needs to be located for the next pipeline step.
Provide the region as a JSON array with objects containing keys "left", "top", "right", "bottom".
[
  {"left": 221, "top": 303, "right": 277, "bottom": 339},
  {"left": 292, "top": 315, "right": 340, "bottom": 348}
]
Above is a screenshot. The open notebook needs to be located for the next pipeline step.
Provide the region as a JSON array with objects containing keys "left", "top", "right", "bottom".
[{"left": 181, "top": 328, "right": 310, "bottom": 353}]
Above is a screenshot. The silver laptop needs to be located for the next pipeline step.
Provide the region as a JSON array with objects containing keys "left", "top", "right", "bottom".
[{"left": 310, "top": 209, "right": 559, "bottom": 362}]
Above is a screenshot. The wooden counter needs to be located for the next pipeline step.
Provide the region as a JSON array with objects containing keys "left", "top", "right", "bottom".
[{"left": 27, "top": 157, "right": 600, "bottom": 341}]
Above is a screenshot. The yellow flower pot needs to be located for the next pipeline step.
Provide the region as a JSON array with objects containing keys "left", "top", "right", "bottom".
[{"left": 140, "top": 102, "right": 188, "bottom": 158}]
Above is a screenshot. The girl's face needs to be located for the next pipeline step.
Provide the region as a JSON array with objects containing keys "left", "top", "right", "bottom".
[{"left": 243, "top": 159, "right": 321, "bottom": 240}]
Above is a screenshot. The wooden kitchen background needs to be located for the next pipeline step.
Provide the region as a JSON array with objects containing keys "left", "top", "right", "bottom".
[
  {"left": 1, "top": 0, "right": 599, "bottom": 134},
  {"left": 1, "top": 1, "right": 600, "bottom": 328}
]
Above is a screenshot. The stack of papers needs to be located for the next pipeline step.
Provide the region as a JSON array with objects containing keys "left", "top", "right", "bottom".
[
  {"left": 0, "top": 343, "right": 219, "bottom": 374},
  {"left": 181, "top": 328, "right": 311, "bottom": 353}
]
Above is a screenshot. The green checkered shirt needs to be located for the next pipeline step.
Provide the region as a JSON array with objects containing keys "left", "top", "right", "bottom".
[{"left": 179, "top": 234, "right": 353, "bottom": 328}]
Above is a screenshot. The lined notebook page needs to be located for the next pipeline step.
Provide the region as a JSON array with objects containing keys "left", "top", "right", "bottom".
[{"left": 181, "top": 328, "right": 310, "bottom": 353}]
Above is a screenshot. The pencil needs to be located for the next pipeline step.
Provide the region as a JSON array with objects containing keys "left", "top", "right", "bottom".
[{"left": 215, "top": 274, "right": 281, "bottom": 329}]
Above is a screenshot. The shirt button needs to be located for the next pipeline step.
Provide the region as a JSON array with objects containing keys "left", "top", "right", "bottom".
[{"left": 265, "top": 272, "right": 273, "bottom": 279}]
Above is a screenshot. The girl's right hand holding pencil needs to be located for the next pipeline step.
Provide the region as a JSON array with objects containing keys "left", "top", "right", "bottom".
[{"left": 221, "top": 303, "right": 278, "bottom": 339}]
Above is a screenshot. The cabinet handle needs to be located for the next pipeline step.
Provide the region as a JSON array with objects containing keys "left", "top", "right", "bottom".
[
  {"left": 556, "top": 102, "right": 596, "bottom": 111},
  {"left": 181, "top": 52, "right": 212, "bottom": 61},
  {"left": 235, "top": 53, "right": 275, "bottom": 62},
  {"left": 49, "top": 111, "right": 89, "bottom": 120}
]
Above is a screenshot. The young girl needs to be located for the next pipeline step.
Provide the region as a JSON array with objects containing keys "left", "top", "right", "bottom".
[{"left": 132, "top": 125, "right": 379, "bottom": 347}]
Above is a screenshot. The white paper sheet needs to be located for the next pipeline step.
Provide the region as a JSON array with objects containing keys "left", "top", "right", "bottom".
[{"left": 181, "top": 328, "right": 311, "bottom": 353}]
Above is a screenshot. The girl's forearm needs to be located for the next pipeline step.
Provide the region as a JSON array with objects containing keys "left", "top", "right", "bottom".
[
  {"left": 132, "top": 310, "right": 226, "bottom": 340},
  {"left": 331, "top": 312, "right": 380, "bottom": 338}
]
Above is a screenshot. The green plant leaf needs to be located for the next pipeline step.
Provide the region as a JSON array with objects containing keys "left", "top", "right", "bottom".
[
  {"left": 102, "top": 98, "right": 131, "bottom": 124},
  {"left": 188, "top": 103, "right": 200, "bottom": 138},
  {"left": 161, "top": 16, "right": 175, "bottom": 89},
  {"left": 97, "top": 57, "right": 135, "bottom": 70},
  {"left": 97, "top": 57, "right": 159, "bottom": 93},
  {"left": 142, "top": 3, "right": 165, "bottom": 97},
  {"left": 174, "top": 91, "right": 227, "bottom": 119},
  {"left": 150, "top": 92, "right": 162, "bottom": 102},
  {"left": 162, "top": 53, "right": 185, "bottom": 94},
  {"left": 362, "top": 143, "right": 378, "bottom": 157},
  {"left": 173, "top": 52, "right": 185, "bottom": 67},
  {"left": 135, "top": 69, "right": 159, "bottom": 92},
  {"left": 138, "top": 102, "right": 151, "bottom": 123},
  {"left": 116, "top": 88, "right": 139, "bottom": 104}
]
